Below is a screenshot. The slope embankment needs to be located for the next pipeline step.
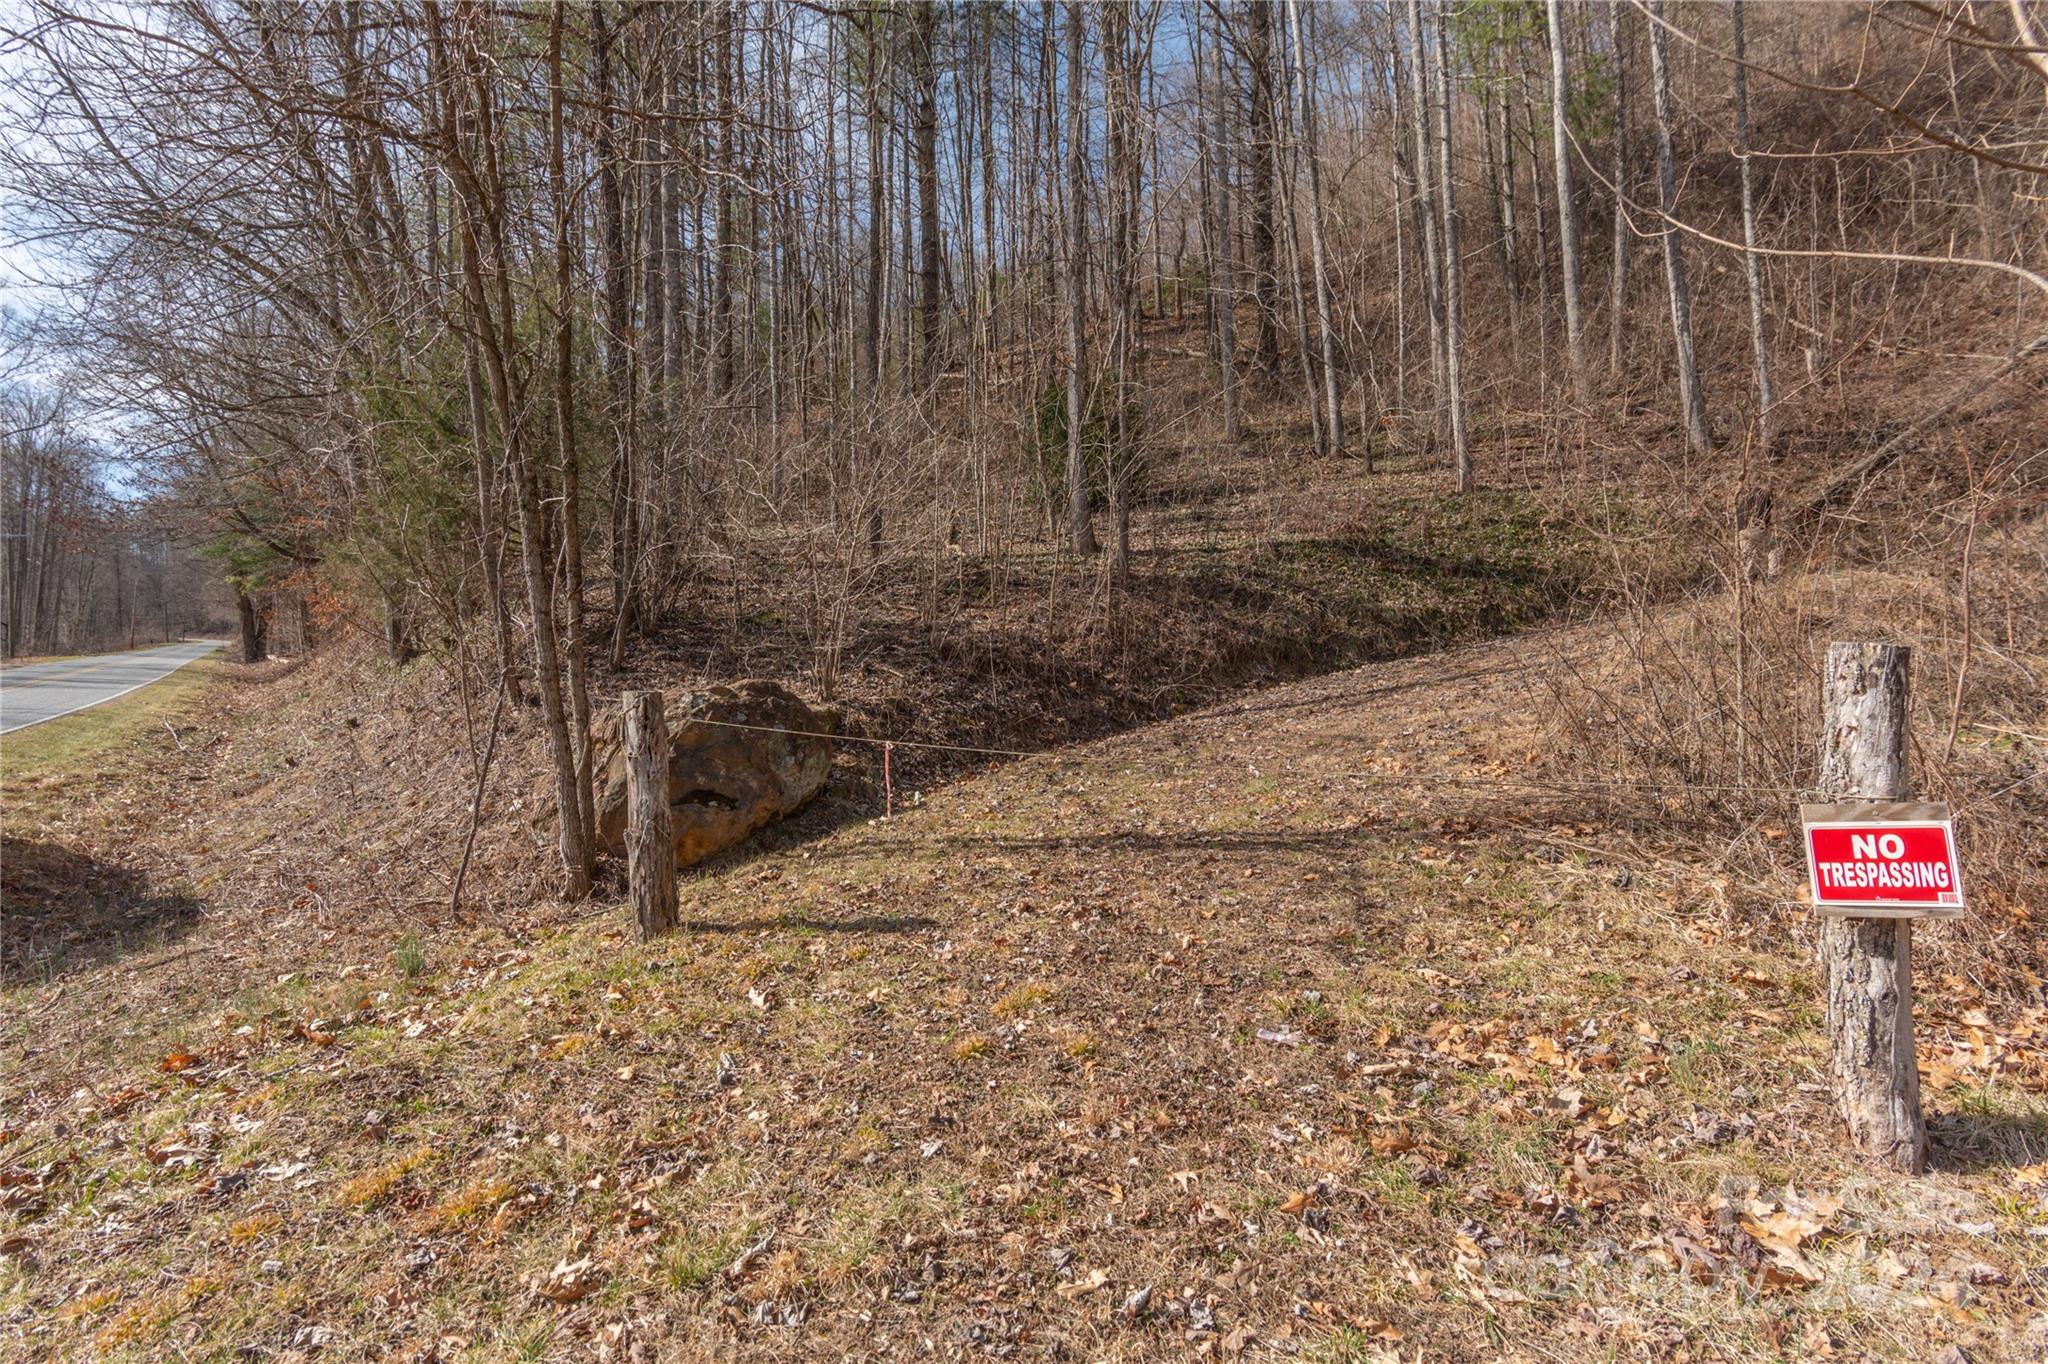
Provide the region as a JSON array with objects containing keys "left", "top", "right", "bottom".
[{"left": 4, "top": 611, "right": 2043, "bottom": 1362}]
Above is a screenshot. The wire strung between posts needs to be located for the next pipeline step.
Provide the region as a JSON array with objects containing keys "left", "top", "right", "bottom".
[
  {"left": 677, "top": 713, "right": 1820, "bottom": 801},
  {"left": 1339, "top": 770, "right": 1812, "bottom": 799},
  {"left": 682, "top": 714, "right": 1041, "bottom": 760}
]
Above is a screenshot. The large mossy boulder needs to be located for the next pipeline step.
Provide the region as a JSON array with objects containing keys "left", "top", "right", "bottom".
[{"left": 595, "top": 679, "right": 838, "bottom": 868}]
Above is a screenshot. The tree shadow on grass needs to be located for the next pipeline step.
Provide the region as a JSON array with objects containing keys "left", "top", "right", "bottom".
[
  {"left": 786, "top": 825, "right": 1423, "bottom": 861},
  {"left": 1928, "top": 1107, "right": 2048, "bottom": 1174},
  {"left": 679, "top": 913, "right": 939, "bottom": 936},
  {"left": 0, "top": 835, "right": 204, "bottom": 985}
]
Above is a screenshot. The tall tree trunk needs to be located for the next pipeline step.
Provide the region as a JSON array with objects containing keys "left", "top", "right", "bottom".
[
  {"left": 914, "top": 0, "right": 942, "bottom": 380},
  {"left": 1104, "top": 0, "right": 1137, "bottom": 580},
  {"left": 1287, "top": 0, "right": 1343, "bottom": 458},
  {"left": 639, "top": 22, "right": 668, "bottom": 449},
  {"left": 714, "top": 2, "right": 738, "bottom": 395},
  {"left": 1519, "top": 39, "right": 1553, "bottom": 398},
  {"left": 548, "top": 2, "right": 596, "bottom": 886},
  {"left": 1732, "top": 0, "right": 1775, "bottom": 448},
  {"left": 1243, "top": 0, "right": 1281, "bottom": 380},
  {"left": 236, "top": 585, "right": 267, "bottom": 663},
  {"left": 978, "top": 3, "right": 1000, "bottom": 356},
  {"left": 1402, "top": 0, "right": 1446, "bottom": 440},
  {"left": 1064, "top": 0, "right": 1097, "bottom": 554},
  {"left": 1270, "top": 28, "right": 1324, "bottom": 459},
  {"left": 864, "top": 10, "right": 887, "bottom": 392},
  {"left": 1432, "top": 4, "right": 1471, "bottom": 489},
  {"left": 592, "top": 0, "right": 638, "bottom": 666},
  {"left": 955, "top": 1, "right": 980, "bottom": 371},
  {"left": 1546, "top": 0, "right": 1588, "bottom": 395},
  {"left": 1204, "top": 8, "right": 1241, "bottom": 442},
  {"left": 1648, "top": 0, "right": 1712, "bottom": 457},
  {"left": 1607, "top": 0, "right": 1631, "bottom": 375},
  {"left": 431, "top": 4, "right": 593, "bottom": 898},
  {"left": 1481, "top": 65, "right": 1521, "bottom": 343},
  {"left": 662, "top": 14, "right": 684, "bottom": 400}
]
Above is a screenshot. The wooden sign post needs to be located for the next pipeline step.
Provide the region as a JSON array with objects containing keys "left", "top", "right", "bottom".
[
  {"left": 624, "top": 691, "right": 678, "bottom": 941},
  {"left": 1812, "top": 642, "right": 1929, "bottom": 1173}
]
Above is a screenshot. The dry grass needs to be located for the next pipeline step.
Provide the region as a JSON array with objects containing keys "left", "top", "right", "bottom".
[
  {"left": 0, "top": 657, "right": 221, "bottom": 806},
  {"left": 1533, "top": 530, "right": 2048, "bottom": 998},
  {"left": 1, "top": 660, "right": 225, "bottom": 985},
  {"left": 4, "top": 626, "right": 2044, "bottom": 1362},
  {"left": 4, "top": 383, "right": 2042, "bottom": 1360},
  {"left": 1, "top": 434, "right": 1653, "bottom": 1085}
]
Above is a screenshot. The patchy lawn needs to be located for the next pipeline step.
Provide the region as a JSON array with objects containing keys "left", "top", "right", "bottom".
[
  {"left": 0, "top": 658, "right": 222, "bottom": 802},
  {"left": 2, "top": 660, "right": 224, "bottom": 985},
  {"left": 5, "top": 633, "right": 2042, "bottom": 1362}
]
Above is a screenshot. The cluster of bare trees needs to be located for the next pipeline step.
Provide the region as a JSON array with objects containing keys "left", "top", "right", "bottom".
[
  {"left": 1, "top": 381, "right": 224, "bottom": 657},
  {"left": 0, "top": 1, "right": 2039, "bottom": 886}
]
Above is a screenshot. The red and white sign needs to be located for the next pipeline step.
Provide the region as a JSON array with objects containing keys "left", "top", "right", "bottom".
[{"left": 1802, "top": 805, "right": 1964, "bottom": 917}]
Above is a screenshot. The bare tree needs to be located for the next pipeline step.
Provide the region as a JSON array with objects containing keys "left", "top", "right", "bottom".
[
  {"left": 1199, "top": 8, "right": 1240, "bottom": 442},
  {"left": 1241, "top": 1, "right": 1282, "bottom": 381},
  {"left": 1647, "top": 0, "right": 1712, "bottom": 457},
  {"left": 1607, "top": 1, "right": 1632, "bottom": 375},
  {"left": 1431, "top": 2, "right": 1470, "bottom": 488},
  {"left": 1731, "top": 0, "right": 1775, "bottom": 448},
  {"left": 914, "top": 0, "right": 942, "bottom": 379},
  {"left": 1065, "top": 1, "right": 1097, "bottom": 555},
  {"left": 1402, "top": 0, "right": 1446, "bottom": 442},
  {"left": 1287, "top": 0, "right": 1342, "bottom": 457},
  {"left": 1546, "top": 0, "right": 1588, "bottom": 396}
]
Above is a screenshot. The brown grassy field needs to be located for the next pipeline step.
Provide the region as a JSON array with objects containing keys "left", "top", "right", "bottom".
[
  {"left": 4, "top": 614, "right": 2045, "bottom": 1361},
  {"left": 4, "top": 402, "right": 2043, "bottom": 1363}
]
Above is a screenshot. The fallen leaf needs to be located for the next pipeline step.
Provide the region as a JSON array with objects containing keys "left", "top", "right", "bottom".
[
  {"left": 1056, "top": 1267, "right": 1111, "bottom": 1299},
  {"left": 1370, "top": 1125, "right": 1416, "bottom": 1157},
  {"left": 533, "top": 1257, "right": 603, "bottom": 1303}
]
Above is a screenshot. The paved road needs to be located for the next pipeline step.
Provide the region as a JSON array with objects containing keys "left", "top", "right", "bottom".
[{"left": 0, "top": 640, "right": 226, "bottom": 735}]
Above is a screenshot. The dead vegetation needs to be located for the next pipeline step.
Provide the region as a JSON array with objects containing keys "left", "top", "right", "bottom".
[
  {"left": 2, "top": 1, "right": 2045, "bottom": 1355},
  {"left": 4, "top": 352, "right": 2044, "bottom": 1361},
  {"left": 5, "top": 625, "right": 2046, "bottom": 1362}
]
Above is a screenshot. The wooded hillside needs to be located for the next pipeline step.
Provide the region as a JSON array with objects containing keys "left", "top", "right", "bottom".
[
  {"left": 4, "top": 4, "right": 2048, "bottom": 1360},
  {"left": 2, "top": 0, "right": 2041, "bottom": 888}
]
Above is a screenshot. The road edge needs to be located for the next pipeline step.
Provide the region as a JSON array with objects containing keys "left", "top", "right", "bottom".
[{"left": 0, "top": 642, "right": 227, "bottom": 736}]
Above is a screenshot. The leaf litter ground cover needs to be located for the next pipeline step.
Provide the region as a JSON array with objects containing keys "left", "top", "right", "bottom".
[{"left": 4, "top": 632, "right": 2047, "bottom": 1362}]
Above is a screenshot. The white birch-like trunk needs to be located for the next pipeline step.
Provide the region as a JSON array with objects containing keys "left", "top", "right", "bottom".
[
  {"left": 1731, "top": 0, "right": 1775, "bottom": 448},
  {"left": 1648, "top": 0, "right": 1712, "bottom": 457},
  {"left": 1402, "top": 0, "right": 1446, "bottom": 438},
  {"left": 1432, "top": 3, "right": 1470, "bottom": 488},
  {"left": 1065, "top": 1, "right": 1097, "bottom": 554},
  {"left": 1287, "top": 0, "right": 1343, "bottom": 458},
  {"left": 1546, "top": 0, "right": 1587, "bottom": 395}
]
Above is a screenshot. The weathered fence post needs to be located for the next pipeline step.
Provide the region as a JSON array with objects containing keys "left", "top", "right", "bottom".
[
  {"left": 1817, "top": 641, "right": 1926, "bottom": 1173},
  {"left": 624, "top": 690, "right": 677, "bottom": 940}
]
